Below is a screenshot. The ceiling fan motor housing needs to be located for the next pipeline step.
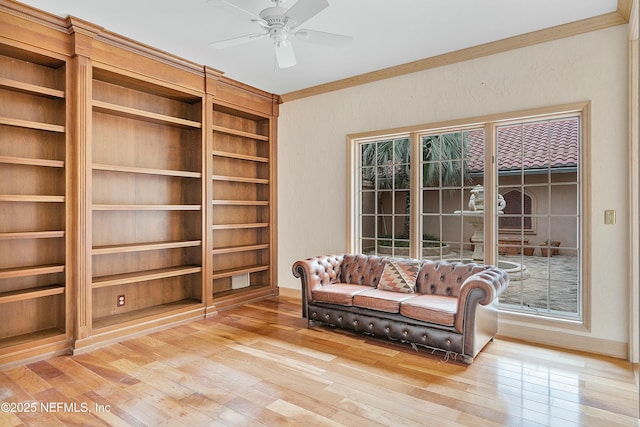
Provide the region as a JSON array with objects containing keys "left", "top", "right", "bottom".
[{"left": 259, "top": 7, "right": 295, "bottom": 41}]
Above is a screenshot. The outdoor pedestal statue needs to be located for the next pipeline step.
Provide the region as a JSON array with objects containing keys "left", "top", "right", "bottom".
[{"left": 456, "top": 185, "right": 505, "bottom": 261}]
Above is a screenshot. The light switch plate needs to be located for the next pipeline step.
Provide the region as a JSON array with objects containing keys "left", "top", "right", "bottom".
[{"left": 604, "top": 210, "right": 616, "bottom": 225}]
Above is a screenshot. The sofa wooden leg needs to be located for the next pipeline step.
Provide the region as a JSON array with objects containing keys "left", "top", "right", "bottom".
[
  {"left": 461, "top": 355, "right": 473, "bottom": 365},
  {"left": 308, "top": 319, "right": 317, "bottom": 327}
]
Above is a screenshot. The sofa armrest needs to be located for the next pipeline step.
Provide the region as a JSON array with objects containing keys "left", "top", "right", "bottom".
[
  {"left": 454, "top": 266, "right": 509, "bottom": 332},
  {"left": 292, "top": 255, "right": 344, "bottom": 317}
]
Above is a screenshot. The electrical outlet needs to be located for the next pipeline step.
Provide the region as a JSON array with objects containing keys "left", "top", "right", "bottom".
[{"left": 117, "top": 294, "right": 125, "bottom": 307}]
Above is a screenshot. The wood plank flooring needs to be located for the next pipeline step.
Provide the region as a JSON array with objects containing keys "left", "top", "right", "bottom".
[{"left": 0, "top": 292, "right": 638, "bottom": 426}]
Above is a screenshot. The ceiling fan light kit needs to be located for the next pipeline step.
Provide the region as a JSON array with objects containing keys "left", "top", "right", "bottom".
[{"left": 209, "top": 0, "right": 351, "bottom": 68}]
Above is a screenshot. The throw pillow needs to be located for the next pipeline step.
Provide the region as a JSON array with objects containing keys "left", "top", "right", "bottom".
[{"left": 377, "top": 259, "right": 421, "bottom": 293}]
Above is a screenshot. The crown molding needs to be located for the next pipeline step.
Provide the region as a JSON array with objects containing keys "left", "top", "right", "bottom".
[
  {"left": 0, "top": 0, "right": 69, "bottom": 33},
  {"left": 281, "top": 4, "right": 630, "bottom": 103}
]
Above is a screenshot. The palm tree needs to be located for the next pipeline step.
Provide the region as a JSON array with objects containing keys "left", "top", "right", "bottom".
[{"left": 361, "top": 133, "right": 469, "bottom": 240}]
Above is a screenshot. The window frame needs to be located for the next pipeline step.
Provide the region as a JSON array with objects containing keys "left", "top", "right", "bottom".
[{"left": 347, "top": 102, "right": 590, "bottom": 328}]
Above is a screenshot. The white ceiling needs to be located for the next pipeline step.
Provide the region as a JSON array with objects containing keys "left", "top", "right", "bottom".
[{"left": 18, "top": 0, "right": 620, "bottom": 95}]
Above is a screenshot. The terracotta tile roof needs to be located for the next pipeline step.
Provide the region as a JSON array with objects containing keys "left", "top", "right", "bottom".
[{"left": 465, "top": 118, "right": 579, "bottom": 173}]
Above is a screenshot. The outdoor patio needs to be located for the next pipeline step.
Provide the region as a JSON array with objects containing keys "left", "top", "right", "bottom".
[{"left": 434, "top": 249, "right": 580, "bottom": 314}]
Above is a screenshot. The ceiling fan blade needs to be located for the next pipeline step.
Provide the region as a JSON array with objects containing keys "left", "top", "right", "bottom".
[
  {"left": 284, "top": 0, "right": 329, "bottom": 29},
  {"left": 209, "top": 33, "right": 266, "bottom": 49},
  {"left": 295, "top": 29, "right": 352, "bottom": 47},
  {"left": 207, "top": 0, "right": 263, "bottom": 21},
  {"left": 274, "top": 40, "right": 296, "bottom": 68}
]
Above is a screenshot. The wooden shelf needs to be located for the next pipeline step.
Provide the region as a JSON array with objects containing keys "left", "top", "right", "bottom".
[
  {"left": 212, "top": 150, "right": 268, "bottom": 163},
  {"left": 0, "top": 328, "right": 65, "bottom": 351},
  {"left": 211, "top": 200, "right": 269, "bottom": 206},
  {"left": 0, "top": 195, "right": 64, "bottom": 203},
  {"left": 0, "top": 116, "right": 64, "bottom": 133},
  {"left": 0, "top": 156, "right": 64, "bottom": 168},
  {"left": 212, "top": 264, "right": 269, "bottom": 280},
  {"left": 0, "top": 231, "right": 64, "bottom": 240},
  {"left": 93, "top": 100, "right": 201, "bottom": 129},
  {"left": 93, "top": 240, "right": 201, "bottom": 255},
  {"left": 0, "top": 264, "right": 65, "bottom": 280},
  {"left": 0, "top": 77, "right": 64, "bottom": 98},
  {"left": 212, "top": 284, "right": 270, "bottom": 299},
  {"left": 0, "top": 285, "right": 64, "bottom": 305},
  {"left": 212, "top": 223, "right": 269, "bottom": 230},
  {"left": 92, "top": 299, "right": 201, "bottom": 331},
  {"left": 212, "top": 175, "right": 269, "bottom": 184},
  {"left": 92, "top": 204, "right": 201, "bottom": 211},
  {"left": 93, "top": 163, "right": 201, "bottom": 178},
  {"left": 212, "top": 125, "right": 268, "bottom": 141},
  {"left": 212, "top": 244, "right": 269, "bottom": 255},
  {"left": 92, "top": 265, "right": 202, "bottom": 289}
]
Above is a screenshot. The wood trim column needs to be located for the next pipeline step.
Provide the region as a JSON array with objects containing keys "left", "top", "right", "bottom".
[
  {"left": 269, "top": 95, "right": 279, "bottom": 294},
  {"left": 203, "top": 67, "right": 219, "bottom": 315},
  {"left": 68, "top": 17, "right": 100, "bottom": 344}
]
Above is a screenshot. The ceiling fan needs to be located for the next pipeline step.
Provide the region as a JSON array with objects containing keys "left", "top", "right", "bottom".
[{"left": 208, "top": 0, "right": 352, "bottom": 68}]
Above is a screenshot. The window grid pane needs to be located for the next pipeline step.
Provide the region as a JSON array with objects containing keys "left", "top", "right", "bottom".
[
  {"left": 496, "top": 116, "right": 581, "bottom": 319},
  {"left": 420, "top": 129, "right": 483, "bottom": 263},
  {"left": 358, "top": 137, "right": 412, "bottom": 258}
]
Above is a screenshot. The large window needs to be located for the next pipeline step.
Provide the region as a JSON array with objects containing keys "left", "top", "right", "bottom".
[{"left": 350, "top": 107, "right": 585, "bottom": 321}]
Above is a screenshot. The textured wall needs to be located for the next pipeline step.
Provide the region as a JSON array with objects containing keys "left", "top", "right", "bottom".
[{"left": 278, "top": 26, "right": 629, "bottom": 349}]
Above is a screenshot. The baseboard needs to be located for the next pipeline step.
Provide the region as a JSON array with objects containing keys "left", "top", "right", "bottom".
[
  {"left": 73, "top": 311, "right": 203, "bottom": 355},
  {"left": 278, "top": 286, "right": 301, "bottom": 298},
  {"left": 0, "top": 343, "right": 71, "bottom": 370},
  {"left": 497, "top": 321, "right": 628, "bottom": 359}
]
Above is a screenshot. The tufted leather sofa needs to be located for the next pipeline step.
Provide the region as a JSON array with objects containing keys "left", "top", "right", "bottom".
[{"left": 292, "top": 254, "right": 509, "bottom": 364}]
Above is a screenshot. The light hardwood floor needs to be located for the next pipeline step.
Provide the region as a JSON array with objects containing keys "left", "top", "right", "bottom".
[{"left": 0, "top": 292, "right": 638, "bottom": 426}]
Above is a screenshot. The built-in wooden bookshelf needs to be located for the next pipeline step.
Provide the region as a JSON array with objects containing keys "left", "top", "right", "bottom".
[
  {"left": 0, "top": 45, "right": 68, "bottom": 360},
  {"left": 211, "top": 103, "right": 274, "bottom": 301},
  {"left": 0, "top": 0, "right": 279, "bottom": 366},
  {"left": 90, "top": 68, "right": 205, "bottom": 331}
]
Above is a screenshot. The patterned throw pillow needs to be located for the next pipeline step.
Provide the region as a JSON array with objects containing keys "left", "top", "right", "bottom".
[{"left": 377, "top": 259, "right": 421, "bottom": 293}]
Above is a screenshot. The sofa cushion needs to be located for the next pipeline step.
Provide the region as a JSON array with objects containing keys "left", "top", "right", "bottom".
[
  {"left": 340, "top": 254, "right": 386, "bottom": 287},
  {"left": 353, "top": 289, "right": 416, "bottom": 313},
  {"left": 377, "top": 258, "right": 421, "bottom": 293},
  {"left": 311, "top": 283, "right": 372, "bottom": 306},
  {"left": 416, "top": 261, "right": 488, "bottom": 297},
  {"left": 400, "top": 294, "right": 457, "bottom": 326}
]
